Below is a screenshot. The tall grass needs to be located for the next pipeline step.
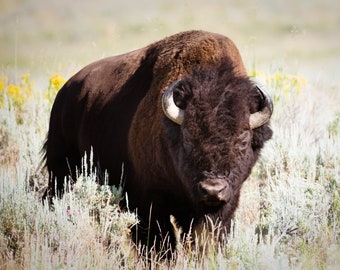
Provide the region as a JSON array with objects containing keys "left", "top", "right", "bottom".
[{"left": 0, "top": 70, "right": 339, "bottom": 269}]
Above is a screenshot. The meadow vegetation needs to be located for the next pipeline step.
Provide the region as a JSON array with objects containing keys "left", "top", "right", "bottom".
[
  {"left": 1, "top": 0, "right": 339, "bottom": 269},
  {"left": 0, "top": 67, "right": 339, "bottom": 269}
]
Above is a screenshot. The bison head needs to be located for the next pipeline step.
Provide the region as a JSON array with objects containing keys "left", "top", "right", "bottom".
[{"left": 162, "top": 64, "right": 273, "bottom": 218}]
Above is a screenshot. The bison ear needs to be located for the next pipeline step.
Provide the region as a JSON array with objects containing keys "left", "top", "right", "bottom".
[{"left": 172, "top": 80, "right": 193, "bottom": 110}]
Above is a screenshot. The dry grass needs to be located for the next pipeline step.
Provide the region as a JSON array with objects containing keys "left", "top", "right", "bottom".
[
  {"left": 0, "top": 66, "right": 339, "bottom": 270},
  {"left": 1, "top": 0, "right": 339, "bottom": 269}
]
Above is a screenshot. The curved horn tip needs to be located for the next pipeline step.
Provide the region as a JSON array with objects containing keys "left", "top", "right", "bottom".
[
  {"left": 162, "top": 81, "right": 184, "bottom": 125},
  {"left": 249, "top": 85, "right": 273, "bottom": 129},
  {"left": 256, "top": 85, "right": 273, "bottom": 113}
]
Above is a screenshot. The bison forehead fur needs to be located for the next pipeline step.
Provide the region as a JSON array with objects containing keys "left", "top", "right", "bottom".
[
  {"left": 166, "top": 66, "right": 271, "bottom": 188},
  {"left": 44, "top": 30, "right": 273, "bottom": 251}
]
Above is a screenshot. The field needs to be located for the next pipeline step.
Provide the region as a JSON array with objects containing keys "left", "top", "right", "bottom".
[{"left": 1, "top": 0, "right": 339, "bottom": 269}]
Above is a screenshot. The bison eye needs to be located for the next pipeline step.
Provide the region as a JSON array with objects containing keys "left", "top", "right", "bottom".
[
  {"left": 239, "top": 140, "right": 248, "bottom": 150},
  {"left": 238, "top": 131, "right": 251, "bottom": 151}
]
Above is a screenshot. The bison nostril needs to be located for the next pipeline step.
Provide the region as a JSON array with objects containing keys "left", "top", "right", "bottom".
[
  {"left": 198, "top": 181, "right": 229, "bottom": 202},
  {"left": 198, "top": 183, "right": 208, "bottom": 195}
]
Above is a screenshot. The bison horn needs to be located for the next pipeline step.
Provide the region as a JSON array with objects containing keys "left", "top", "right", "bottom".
[
  {"left": 162, "top": 81, "right": 184, "bottom": 125},
  {"left": 249, "top": 85, "right": 273, "bottom": 129}
]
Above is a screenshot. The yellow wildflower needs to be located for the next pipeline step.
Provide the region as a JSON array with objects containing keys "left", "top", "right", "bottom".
[
  {"left": 49, "top": 74, "right": 66, "bottom": 91},
  {"left": 21, "top": 73, "right": 30, "bottom": 82},
  {"left": 7, "top": 84, "right": 24, "bottom": 107},
  {"left": 47, "top": 73, "right": 66, "bottom": 101},
  {"left": 20, "top": 73, "right": 33, "bottom": 101},
  {"left": 7, "top": 84, "right": 20, "bottom": 96},
  {"left": 248, "top": 69, "right": 308, "bottom": 103},
  {"left": 292, "top": 74, "right": 308, "bottom": 94},
  {"left": 249, "top": 70, "right": 265, "bottom": 79},
  {"left": 0, "top": 75, "right": 7, "bottom": 91},
  {"left": 0, "top": 73, "right": 36, "bottom": 109}
]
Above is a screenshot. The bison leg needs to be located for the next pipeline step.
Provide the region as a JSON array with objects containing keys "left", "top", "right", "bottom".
[{"left": 44, "top": 140, "right": 81, "bottom": 200}]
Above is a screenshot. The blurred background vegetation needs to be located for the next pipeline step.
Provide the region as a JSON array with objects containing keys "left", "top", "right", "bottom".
[
  {"left": 1, "top": 0, "right": 339, "bottom": 87},
  {"left": 0, "top": 1, "right": 339, "bottom": 268}
]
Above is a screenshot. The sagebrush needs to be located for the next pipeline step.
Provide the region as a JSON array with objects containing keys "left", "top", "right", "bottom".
[{"left": 0, "top": 70, "right": 339, "bottom": 269}]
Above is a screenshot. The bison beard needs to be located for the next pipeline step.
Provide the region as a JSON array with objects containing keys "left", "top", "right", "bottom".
[{"left": 43, "top": 30, "right": 273, "bottom": 255}]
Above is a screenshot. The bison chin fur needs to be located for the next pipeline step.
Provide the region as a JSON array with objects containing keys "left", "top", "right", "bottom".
[
  {"left": 169, "top": 211, "right": 233, "bottom": 257},
  {"left": 132, "top": 210, "right": 232, "bottom": 260},
  {"left": 130, "top": 192, "right": 239, "bottom": 259}
]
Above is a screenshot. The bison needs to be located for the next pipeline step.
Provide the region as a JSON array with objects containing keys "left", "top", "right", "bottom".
[{"left": 43, "top": 30, "right": 273, "bottom": 253}]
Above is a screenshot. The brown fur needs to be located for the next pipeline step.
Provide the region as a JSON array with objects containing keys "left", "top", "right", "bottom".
[{"left": 44, "top": 30, "right": 272, "bottom": 253}]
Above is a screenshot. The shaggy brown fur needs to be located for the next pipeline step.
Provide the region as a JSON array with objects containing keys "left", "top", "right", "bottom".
[{"left": 44, "top": 30, "right": 272, "bottom": 254}]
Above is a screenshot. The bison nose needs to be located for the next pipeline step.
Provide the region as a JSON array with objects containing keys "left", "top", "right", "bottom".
[{"left": 198, "top": 180, "right": 230, "bottom": 205}]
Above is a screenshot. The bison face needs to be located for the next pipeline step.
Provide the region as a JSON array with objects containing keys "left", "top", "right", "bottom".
[{"left": 162, "top": 66, "right": 273, "bottom": 215}]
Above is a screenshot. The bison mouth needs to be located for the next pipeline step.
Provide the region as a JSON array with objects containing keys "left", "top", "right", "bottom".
[
  {"left": 198, "top": 200, "right": 226, "bottom": 216},
  {"left": 202, "top": 199, "right": 225, "bottom": 208}
]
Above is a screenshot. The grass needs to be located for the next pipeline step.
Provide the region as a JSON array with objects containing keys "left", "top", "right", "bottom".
[
  {"left": 1, "top": 0, "right": 339, "bottom": 268},
  {"left": 0, "top": 67, "right": 339, "bottom": 269}
]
